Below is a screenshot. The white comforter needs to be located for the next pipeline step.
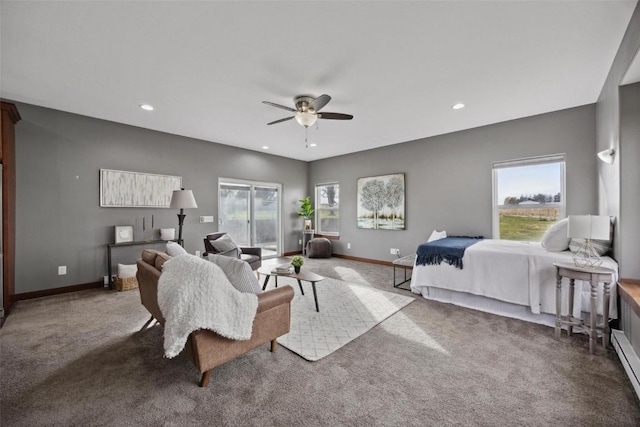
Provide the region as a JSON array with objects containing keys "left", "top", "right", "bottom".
[{"left": 410, "top": 239, "right": 618, "bottom": 318}]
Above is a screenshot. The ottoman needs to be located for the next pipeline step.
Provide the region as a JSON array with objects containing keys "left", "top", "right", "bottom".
[{"left": 306, "top": 238, "right": 332, "bottom": 258}]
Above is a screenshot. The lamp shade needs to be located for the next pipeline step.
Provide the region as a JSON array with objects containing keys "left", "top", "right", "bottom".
[
  {"left": 295, "top": 111, "right": 318, "bottom": 128},
  {"left": 597, "top": 148, "right": 615, "bottom": 164},
  {"left": 170, "top": 189, "right": 198, "bottom": 209},
  {"left": 567, "top": 215, "right": 610, "bottom": 240}
]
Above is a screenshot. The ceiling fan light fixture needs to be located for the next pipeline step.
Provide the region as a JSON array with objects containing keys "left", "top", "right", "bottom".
[{"left": 295, "top": 111, "right": 317, "bottom": 128}]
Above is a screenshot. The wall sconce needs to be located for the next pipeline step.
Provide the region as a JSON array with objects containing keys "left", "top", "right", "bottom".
[{"left": 597, "top": 148, "right": 615, "bottom": 164}]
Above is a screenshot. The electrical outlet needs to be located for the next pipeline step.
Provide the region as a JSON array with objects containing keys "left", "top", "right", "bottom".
[
  {"left": 58, "top": 266, "right": 67, "bottom": 275},
  {"left": 299, "top": 239, "right": 302, "bottom": 245},
  {"left": 347, "top": 243, "right": 351, "bottom": 249},
  {"left": 390, "top": 248, "right": 397, "bottom": 255},
  {"left": 103, "top": 275, "right": 109, "bottom": 285},
  {"left": 195, "top": 250, "right": 201, "bottom": 257}
]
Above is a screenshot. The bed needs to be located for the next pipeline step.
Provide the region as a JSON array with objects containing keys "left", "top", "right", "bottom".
[{"left": 410, "top": 238, "right": 618, "bottom": 327}]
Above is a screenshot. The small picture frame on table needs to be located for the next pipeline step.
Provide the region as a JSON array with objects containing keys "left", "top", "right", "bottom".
[{"left": 115, "top": 225, "right": 134, "bottom": 244}]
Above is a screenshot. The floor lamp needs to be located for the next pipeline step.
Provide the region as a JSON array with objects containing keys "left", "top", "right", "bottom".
[{"left": 170, "top": 189, "right": 198, "bottom": 247}]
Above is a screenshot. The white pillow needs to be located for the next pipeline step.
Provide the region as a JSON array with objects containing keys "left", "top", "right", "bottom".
[
  {"left": 428, "top": 230, "right": 447, "bottom": 242},
  {"left": 117, "top": 263, "right": 137, "bottom": 279},
  {"left": 208, "top": 254, "right": 262, "bottom": 294},
  {"left": 210, "top": 234, "right": 242, "bottom": 255},
  {"left": 166, "top": 241, "right": 188, "bottom": 257},
  {"left": 541, "top": 218, "right": 571, "bottom": 252}
]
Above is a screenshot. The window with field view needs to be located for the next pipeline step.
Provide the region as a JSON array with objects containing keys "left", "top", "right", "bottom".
[
  {"left": 316, "top": 183, "right": 339, "bottom": 236},
  {"left": 493, "top": 155, "right": 565, "bottom": 241}
]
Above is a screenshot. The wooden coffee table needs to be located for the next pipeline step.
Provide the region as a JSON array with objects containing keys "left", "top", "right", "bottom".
[{"left": 257, "top": 266, "right": 324, "bottom": 312}]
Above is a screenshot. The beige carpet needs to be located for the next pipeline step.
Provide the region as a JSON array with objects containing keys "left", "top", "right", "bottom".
[
  {"left": 267, "top": 276, "right": 414, "bottom": 361},
  {"left": 1, "top": 256, "right": 639, "bottom": 426}
]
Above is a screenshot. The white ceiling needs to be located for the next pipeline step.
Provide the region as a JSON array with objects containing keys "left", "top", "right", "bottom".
[{"left": 1, "top": 1, "right": 637, "bottom": 162}]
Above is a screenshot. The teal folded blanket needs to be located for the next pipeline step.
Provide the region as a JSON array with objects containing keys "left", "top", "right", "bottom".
[{"left": 416, "top": 236, "right": 484, "bottom": 270}]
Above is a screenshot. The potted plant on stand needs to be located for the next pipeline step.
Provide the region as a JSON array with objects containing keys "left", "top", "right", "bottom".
[
  {"left": 291, "top": 255, "right": 304, "bottom": 274},
  {"left": 297, "top": 196, "right": 315, "bottom": 230}
]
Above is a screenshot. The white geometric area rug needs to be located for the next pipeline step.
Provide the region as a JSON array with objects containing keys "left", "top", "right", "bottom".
[{"left": 266, "top": 276, "right": 414, "bottom": 361}]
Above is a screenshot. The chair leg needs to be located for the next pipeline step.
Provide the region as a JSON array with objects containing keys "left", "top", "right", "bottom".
[
  {"left": 199, "top": 370, "right": 212, "bottom": 387},
  {"left": 139, "top": 315, "right": 155, "bottom": 331},
  {"left": 270, "top": 339, "right": 277, "bottom": 352}
]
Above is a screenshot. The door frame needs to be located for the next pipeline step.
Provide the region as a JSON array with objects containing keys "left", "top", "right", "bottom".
[{"left": 217, "top": 177, "right": 283, "bottom": 258}]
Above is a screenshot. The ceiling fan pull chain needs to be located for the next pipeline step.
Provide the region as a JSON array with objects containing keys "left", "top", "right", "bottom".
[{"left": 305, "top": 127, "right": 309, "bottom": 148}]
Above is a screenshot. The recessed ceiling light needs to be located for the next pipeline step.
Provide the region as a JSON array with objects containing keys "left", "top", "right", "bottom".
[
  {"left": 262, "top": 145, "right": 269, "bottom": 150},
  {"left": 139, "top": 104, "right": 154, "bottom": 111},
  {"left": 309, "top": 143, "right": 317, "bottom": 147},
  {"left": 452, "top": 103, "right": 465, "bottom": 110}
]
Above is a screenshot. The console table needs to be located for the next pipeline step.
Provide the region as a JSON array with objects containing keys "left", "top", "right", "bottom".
[
  {"left": 554, "top": 262, "right": 615, "bottom": 354},
  {"left": 107, "top": 239, "right": 177, "bottom": 289}
]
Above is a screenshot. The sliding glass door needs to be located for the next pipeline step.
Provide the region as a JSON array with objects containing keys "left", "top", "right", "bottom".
[{"left": 218, "top": 179, "right": 281, "bottom": 258}]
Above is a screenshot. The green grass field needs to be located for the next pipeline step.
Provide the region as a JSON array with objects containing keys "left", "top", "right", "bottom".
[{"left": 499, "top": 215, "right": 557, "bottom": 241}]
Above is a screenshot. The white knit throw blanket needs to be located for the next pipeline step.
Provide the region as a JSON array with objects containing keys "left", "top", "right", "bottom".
[{"left": 157, "top": 254, "right": 258, "bottom": 358}]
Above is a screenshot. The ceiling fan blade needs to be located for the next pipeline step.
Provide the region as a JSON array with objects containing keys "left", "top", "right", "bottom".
[
  {"left": 318, "top": 112, "right": 353, "bottom": 120},
  {"left": 262, "top": 101, "right": 296, "bottom": 112},
  {"left": 309, "top": 94, "right": 331, "bottom": 112},
  {"left": 267, "top": 116, "right": 294, "bottom": 125}
]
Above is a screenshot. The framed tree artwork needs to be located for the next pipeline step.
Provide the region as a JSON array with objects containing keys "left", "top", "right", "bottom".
[{"left": 357, "top": 173, "right": 405, "bottom": 230}]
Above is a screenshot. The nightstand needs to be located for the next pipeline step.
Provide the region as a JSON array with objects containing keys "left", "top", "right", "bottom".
[{"left": 554, "top": 262, "right": 615, "bottom": 354}]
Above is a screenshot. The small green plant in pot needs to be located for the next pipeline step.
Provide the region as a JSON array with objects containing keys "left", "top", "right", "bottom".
[
  {"left": 291, "top": 255, "right": 304, "bottom": 274},
  {"left": 298, "top": 196, "right": 315, "bottom": 230}
]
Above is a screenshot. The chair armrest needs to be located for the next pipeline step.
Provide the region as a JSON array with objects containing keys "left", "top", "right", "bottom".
[
  {"left": 240, "top": 246, "right": 262, "bottom": 258},
  {"left": 256, "top": 285, "right": 294, "bottom": 313},
  {"left": 216, "top": 248, "right": 240, "bottom": 258}
]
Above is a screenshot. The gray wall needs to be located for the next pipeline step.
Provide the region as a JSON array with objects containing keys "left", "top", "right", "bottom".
[
  {"left": 620, "top": 82, "right": 640, "bottom": 278},
  {"left": 14, "top": 102, "right": 308, "bottom": 293},
  {"left": 309, "top": 105, "right": 598, "bottom": 262},
  {"left": 596, "top": 3, "right": 640, "bottom": 276}
]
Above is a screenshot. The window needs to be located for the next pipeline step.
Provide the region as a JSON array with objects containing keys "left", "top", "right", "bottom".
[
  {"left": 492, "top": 154, "right": 565, "bottom": 241},
  {"left": 316, "top": 182, "right": 339, "bottom": 236}
]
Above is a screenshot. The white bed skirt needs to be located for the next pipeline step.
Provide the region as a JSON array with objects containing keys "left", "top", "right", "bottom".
[{"left": 413, "top": 286, "right": 604, "bottom": 328}]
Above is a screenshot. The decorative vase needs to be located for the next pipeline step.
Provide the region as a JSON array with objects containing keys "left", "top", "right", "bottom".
[
  {"left": 160, "top": 228, "right": 175, "bottom": 240},
  {"left": 294, "top": 265, "right": 301, "bottom": 274},
  {"left": 304, "top": 219, "right": 312, "bottom": 230}
]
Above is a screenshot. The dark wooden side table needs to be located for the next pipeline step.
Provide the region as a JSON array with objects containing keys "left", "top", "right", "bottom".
[{"left": 554, "top": 262, "right": 615, "bottom": 354}]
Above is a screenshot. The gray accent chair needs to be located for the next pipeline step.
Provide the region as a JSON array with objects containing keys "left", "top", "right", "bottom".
[{"left": 203, "top": 232, "right": 262, "bottom": 271}]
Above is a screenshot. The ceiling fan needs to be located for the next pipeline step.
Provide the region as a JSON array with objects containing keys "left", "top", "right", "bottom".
[{"left": 262, "top": 94, "right": 353, "bottom": 128}]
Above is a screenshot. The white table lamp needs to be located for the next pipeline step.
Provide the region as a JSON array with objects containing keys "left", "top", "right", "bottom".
[{"left": 567, "top": 215, "right": 610, "bottom": 267}]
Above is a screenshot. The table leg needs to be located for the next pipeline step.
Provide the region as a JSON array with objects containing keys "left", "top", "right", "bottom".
[
  {"left": 262, "top": 275, "right": 270, "bottom": 291},
  {"left": 275, "top": 276, "right": 278, "bottom": 288},
  {"left": 568, "top": 278, "right": 575, "bottom": 336},
  {"left": 311, "top": 281, "right": 319, "bottom": 312},
  {"left": 555, "top": 271, "right": 562, "bottom": 340},
  {"left": 589, "top": 275, "right": 597, "bottom": 355},
  {"left": 603, "top": 281, "right": 611, "bottom": 349},
  {"left": 107, "top": 246, "right": 113, "bottom": 289},
  {"left": 296, "top": 279, "right": 305, "bottom": 295}
]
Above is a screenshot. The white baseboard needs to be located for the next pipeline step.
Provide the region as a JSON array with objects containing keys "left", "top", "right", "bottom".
[{"left": 612, "top": 329, "right": 640, "bottom": 400}]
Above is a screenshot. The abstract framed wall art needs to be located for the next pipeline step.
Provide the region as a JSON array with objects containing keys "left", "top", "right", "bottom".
[
  {"left": 357, "top": 173, "right": 405, "bottom": 230},
  {"left": 100, "top": 169, "right": 182, "bottom": 208}
]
